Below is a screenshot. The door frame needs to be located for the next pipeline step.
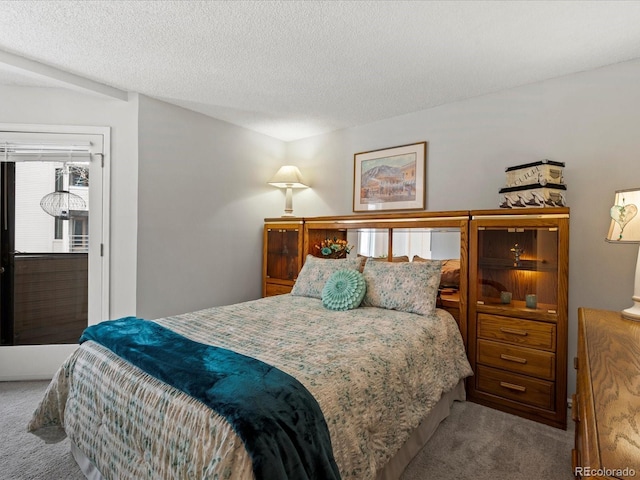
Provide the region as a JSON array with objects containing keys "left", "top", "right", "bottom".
[{"left": 0, "top": 123, "right": 110, "bottom": 380}]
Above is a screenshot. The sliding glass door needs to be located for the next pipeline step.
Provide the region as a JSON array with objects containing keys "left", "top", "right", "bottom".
[{"left": 0, "top": 126, "right": 110, "bottom": 380}]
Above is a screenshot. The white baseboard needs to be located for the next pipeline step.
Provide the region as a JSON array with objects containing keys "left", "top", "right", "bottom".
[{"left": 0, "top": 344, "right": 78, "bottom": 381}]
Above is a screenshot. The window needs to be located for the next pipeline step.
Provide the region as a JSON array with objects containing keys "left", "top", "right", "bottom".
[{"left": 69, "top": 165, "right": 89, "bottom": 187}]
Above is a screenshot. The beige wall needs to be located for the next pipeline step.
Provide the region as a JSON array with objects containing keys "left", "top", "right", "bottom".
[{"left": 135, "top": 95, "right": 286, "bottom": 319}]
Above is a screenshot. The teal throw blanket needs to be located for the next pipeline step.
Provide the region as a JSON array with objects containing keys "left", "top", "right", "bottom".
[{"left": 79, "top": 317, "right": 341, "bottom": 480}]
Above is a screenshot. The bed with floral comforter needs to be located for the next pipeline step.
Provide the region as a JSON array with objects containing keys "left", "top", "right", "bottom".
[{"left": 29, "top": 293, "right": 472, "bottom": 479}]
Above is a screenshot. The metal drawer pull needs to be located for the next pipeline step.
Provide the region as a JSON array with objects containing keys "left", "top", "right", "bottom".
[
  {"left": 499, "top": 381, "right": 526, "bottom": 392},
  {"left": 500, "top": 353, "right": 527, "bottom": 364},
  {"left": 500, "top": 327, "right": 528, "bottom": 336}
]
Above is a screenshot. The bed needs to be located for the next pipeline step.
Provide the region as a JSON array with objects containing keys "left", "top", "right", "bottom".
[{"left": 29, "top": 256, "right": 472, "bottom": 479}]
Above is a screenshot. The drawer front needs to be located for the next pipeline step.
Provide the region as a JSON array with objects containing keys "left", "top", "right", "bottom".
[
  {"left": 265, "top": 283, "right": 293, "bottom": 296},
  {"left": 477, "top": 339, "right": 556, "bottom": 380},
  {"left": 476, "top": 365, "right": 555, "bottom": 410},
  {"left": 478, "top": 314, "right": 556, "bottom": 351}
]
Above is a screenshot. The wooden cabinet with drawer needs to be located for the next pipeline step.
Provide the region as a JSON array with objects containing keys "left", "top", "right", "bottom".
[{"left": 468, "top": 208, "right": 569, "bottom": 429}]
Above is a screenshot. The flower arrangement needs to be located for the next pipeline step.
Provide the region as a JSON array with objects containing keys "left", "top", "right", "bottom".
[{"left": 315, "top": 237, "right": 353, "bottom": 258}]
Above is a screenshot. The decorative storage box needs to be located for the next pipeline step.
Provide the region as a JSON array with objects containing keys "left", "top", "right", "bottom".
[
  {"left": 499, "top": 183, "right": 567, "bottom": 208},
  {"left": 505, "top": 160, "right": 565, "bottom": 187}
]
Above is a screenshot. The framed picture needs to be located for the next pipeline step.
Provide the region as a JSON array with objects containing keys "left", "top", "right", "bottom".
[{"left": 353, "top": 141, "right": 427, "bottom": 212}]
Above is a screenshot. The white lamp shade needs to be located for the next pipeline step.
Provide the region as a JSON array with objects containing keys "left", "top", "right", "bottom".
[
  {"left": 268, "top": 166, "right": 309, "bottom": 188},
  {"left": 606, "top": 188, "right": 640, "bottom": 243}
]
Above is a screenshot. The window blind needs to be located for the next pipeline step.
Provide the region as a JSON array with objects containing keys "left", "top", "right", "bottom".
[{"left": 0, "top": 142, "right": 92, "bottom": 162}]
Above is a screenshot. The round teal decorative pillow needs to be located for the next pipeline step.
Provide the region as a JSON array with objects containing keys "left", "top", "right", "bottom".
[{"left": 322, "top": 269, "right": 367, "bottom": 311}]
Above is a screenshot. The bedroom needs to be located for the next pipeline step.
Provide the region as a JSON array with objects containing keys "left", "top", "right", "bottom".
[{"left": 0, "top": 1, "right": 639, "bottom": 479}]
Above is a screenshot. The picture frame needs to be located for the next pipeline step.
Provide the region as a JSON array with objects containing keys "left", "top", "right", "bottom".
[{"left": 353, "top": 141, "right": 427, "bottom": 212}]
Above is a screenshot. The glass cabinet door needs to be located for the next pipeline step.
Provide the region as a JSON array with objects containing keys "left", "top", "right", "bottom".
[
  {"left": 476, "top": 226, "right": 558, "bottom": 313},
  {"left": 266, "top": 228, "right": 300, "bottom": 282}
]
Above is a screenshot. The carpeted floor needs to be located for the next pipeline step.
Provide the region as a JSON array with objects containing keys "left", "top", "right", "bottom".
[
  {"left": 1, "top": 381, "right": 83, "bottom": 480},
  {"left": 401, "top": 400, "right": 575, "bottom": 480},
  {"left": 0, "top": 380, "right": 574, "bottom": 480}
]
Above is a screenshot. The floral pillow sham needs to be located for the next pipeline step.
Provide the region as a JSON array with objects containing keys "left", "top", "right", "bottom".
[{"left": 361, "top": 260, "right": 442, "bottom": 315}]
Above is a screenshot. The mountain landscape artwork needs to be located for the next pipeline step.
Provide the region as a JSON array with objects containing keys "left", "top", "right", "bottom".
[
  {"left": 353, "top": 142, "right": 426, "bottom": 212},
  {"left": 360, "top": 155, "right": 417, "bottom": 204}
]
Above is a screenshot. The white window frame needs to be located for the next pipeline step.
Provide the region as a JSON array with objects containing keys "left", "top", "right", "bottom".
[{"left": 0, "top": 123, "right": 110, "bottom": 380}]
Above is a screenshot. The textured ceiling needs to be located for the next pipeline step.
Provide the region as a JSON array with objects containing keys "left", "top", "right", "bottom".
[{"left": 1, "top": 1, "right": 640, "bottom": 141}]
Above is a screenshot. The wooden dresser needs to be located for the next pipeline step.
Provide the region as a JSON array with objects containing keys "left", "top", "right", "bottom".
[{"left": 573, "top": 308, "right": 640, "bottom": 479}]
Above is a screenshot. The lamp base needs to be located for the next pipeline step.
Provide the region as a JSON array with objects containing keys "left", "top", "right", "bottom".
[
  {"left": 281, "top": 186, "right": 295, "bottom": 217},
  {"left": 622, "top": 245, "right": 640, "bottom": 321},
  {"left": 622, "top": 297, "right": 640, "bottom": 321}
]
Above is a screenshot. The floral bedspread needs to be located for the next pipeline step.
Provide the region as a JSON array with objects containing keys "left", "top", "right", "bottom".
[{"left": 29, "top": 295, "right": 472, "bottom": 479}]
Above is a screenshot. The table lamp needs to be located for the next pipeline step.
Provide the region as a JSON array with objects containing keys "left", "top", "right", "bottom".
[
  {"left": 606, "top": 187, "right": 640, "bottom": 320},
  {"left": 268, "top": 166, "right": 308, "bottom": 217}
]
